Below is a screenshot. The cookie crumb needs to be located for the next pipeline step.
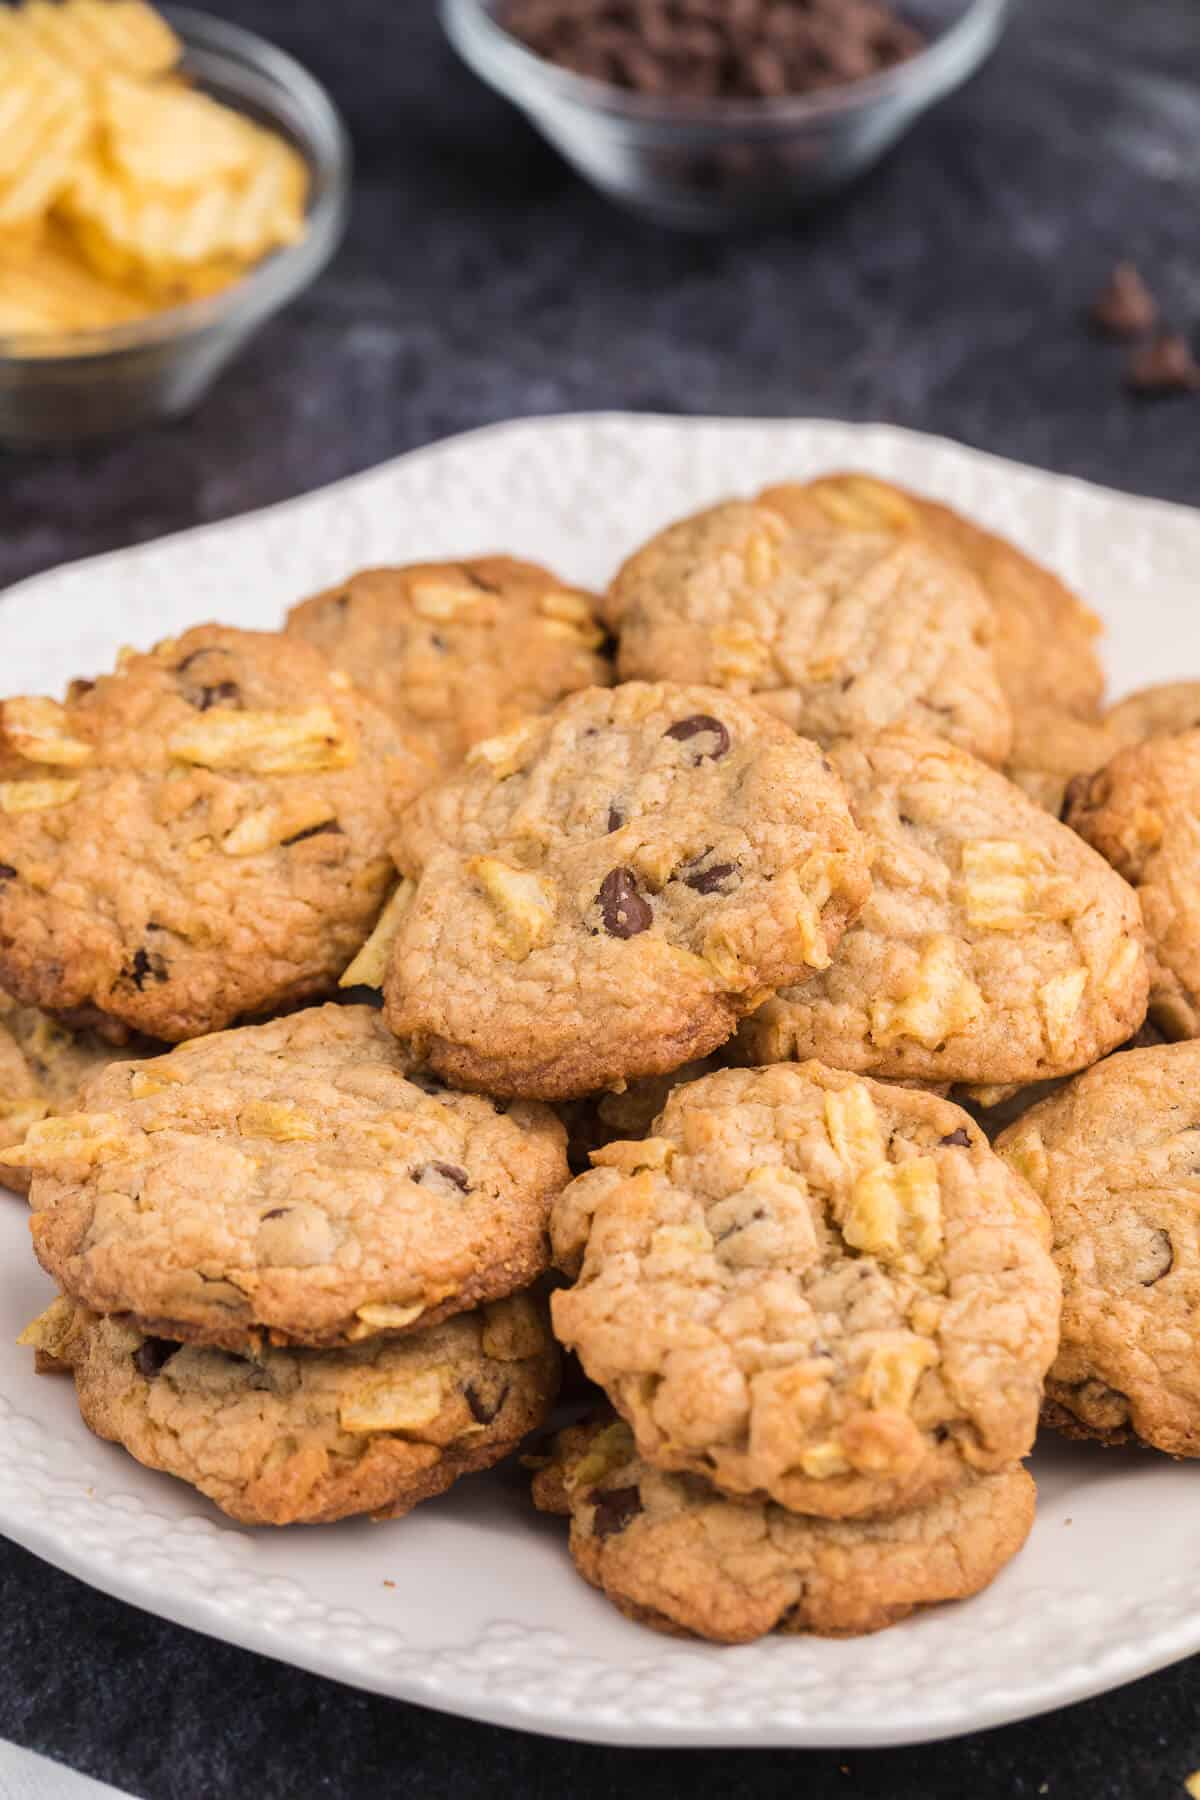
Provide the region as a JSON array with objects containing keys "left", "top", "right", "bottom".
[
  {"left": 1090, "top": 262, "right": 1157, "bottom": 337},
  {"left": 1127, "top": 331, "right": 1200, "bottom": 396}
]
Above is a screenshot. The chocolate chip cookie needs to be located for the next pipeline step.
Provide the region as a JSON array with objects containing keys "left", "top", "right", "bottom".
[
  {"left": 1065, "top": 731, "right": 1200, "bottom": 1038},
  {"left": 1105, "top": 681, "right": 1200, "bottom": 749},
  {"left": 13, "top": 1004, "right": 568, "bottom": 1350},
  {"left": 0, "top": 993, "right": 154, "bottom": 1196},
  {"left": 532, "top": 1414, "right": 1035, "bottom": 1642},
  {"left": 0, "top": 626, "right": 428, "bottom": 1041},
  {"left": 996, "top": 1042, "right": 1200, "bottom": 1456},
  {"left": 26, "top": 1291, "right": 558, "bottom": 1525},
  {"left": 758, "top": 472, "right": 1105, "bottom": 723},
  {"left": 551, "top": 1062, "right": 1059, "bottom": 1518},
  {"left": 737, "top": 731, "right": 1147, "bottom": 1085},
  {"left": 606, "top": 501, "right": 1011, "bottom": 764},
  {"left": 286, "top": 558, "right": 611, "bottom": 770},
  {"left": 378, "top": 682, "right": 871, "bottom": 1100}
]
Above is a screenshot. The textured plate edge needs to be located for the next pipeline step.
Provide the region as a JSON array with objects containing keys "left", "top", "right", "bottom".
[
  {"left": 5, "top": 1494, "right": 1198, "bottom": 1750},
  {"left": 5, "top": 410, "right": 1200, "bottom": 610},
  {"left": 3, "top": 414, "right": 1200, "bottom": 1746}
]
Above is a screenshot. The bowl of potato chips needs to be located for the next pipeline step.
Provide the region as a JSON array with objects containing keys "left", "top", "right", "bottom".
[{"left": 0, "top": 0, "right": 350, "bottom": 445}]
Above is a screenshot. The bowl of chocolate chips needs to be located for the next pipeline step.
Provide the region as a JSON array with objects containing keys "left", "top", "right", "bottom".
[{"left": 442, "top": 0, "right": 1009, "bottom": 228}]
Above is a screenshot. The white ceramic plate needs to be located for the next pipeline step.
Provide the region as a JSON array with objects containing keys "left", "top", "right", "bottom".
[{"left": 1, "top": 415, "right": 1198, "bottom": 1749}]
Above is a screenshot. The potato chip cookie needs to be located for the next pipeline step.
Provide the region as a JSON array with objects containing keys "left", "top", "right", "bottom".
[
  {"left": 996, "top": 1043, "right": 1200, "bottom": 1456},
  {"left": 1105, "top": 681, "right": 1200, "bottom": 749},
  {"left": 26, "top": 1292, "right": 557, "bottom": 1525},
  {"left": 737, "top": 731, "right": 1147, "bottom": 1085},
  {"left": 1005, "top": 708, "right": 1117, "bottom": 816},
  {"left": 377, "top": 683, "right": 871, "bottom": 1100},
  {"left": 15, "top": 1005, "right": 568, "bottom": 1350},
  {"left": 758, "top": 472, "right": 1105, "bottom": 723},
  {"left": 606, "top": 502, "right": 1010, "bottom": 764},
  {"left": 0, "top": 626, "right": 427, "bottom": 1041},
  {"left": 1065, "top": 732, "right": 1200, "bottom": 1039},
  {"left": 532, "top": 1413, "right": 1035, "bottom": 1642},
  {"left": 551, "top": 1063, "right": 1059, "bottom": 1519},
  {"left": 0, "top": 992, "right": 155, "bottom": 1195},
  {"left": 287, "top": 558, "right": 612, "bottom": 771}
]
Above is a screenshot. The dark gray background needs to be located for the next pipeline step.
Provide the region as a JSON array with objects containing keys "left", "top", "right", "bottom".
[{"left": 2, "top": 0, "right": 1199, "bottom": 1793}]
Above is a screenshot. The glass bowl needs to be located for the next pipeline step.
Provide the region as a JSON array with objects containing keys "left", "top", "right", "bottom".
[
  {"left": 0, "top": 6, "right": 350, "bottom": 448},
  {"left": 441, "top": 0, "right": 1011, "bottom": 230}
]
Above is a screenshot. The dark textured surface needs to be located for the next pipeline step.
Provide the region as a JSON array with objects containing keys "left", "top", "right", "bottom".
[{"left": 3, "top": 1, "right": 1200, "bottom": 1794}]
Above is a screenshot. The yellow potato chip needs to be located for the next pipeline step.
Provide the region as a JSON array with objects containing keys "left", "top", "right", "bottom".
[
  {"left": 0, "top": 221, "right": 148, "bottom": 336},
  {"left": 18, "top": 0, "right": 180, "bottom": 79},
  {"left": 0, "top": 48, "right": 90, "bottom": 228},
  {"left": 99, "top": 73, "right": 259, "bottom": 191},
  {"left": 62, "top": 128, "right": 309, "bottom": 291}
]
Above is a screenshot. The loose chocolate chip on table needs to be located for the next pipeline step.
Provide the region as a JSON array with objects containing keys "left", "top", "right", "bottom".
[
  {"left": 464, "top": 1380, "right": 510, "bottom": 1425},
  {"left": 939, "top": 1127, "right": 972, "bottom": 1148},
  {"left": 598, "top": 867, "right": 653, "bottom": 938},
  {"left": 411, "top": 1160, "right": 471, "bottom": 1193},
  {"left": 590, "top": 1484, "right": 643, "bottom": 1540},
  {"left": 664, "top": 714, "right": 731, "bottom": 760},
  {"left": 133, "top": 1338, "right": 178, "bottom": 1379},
  {"left": 124, "top": 947, "right": 169, "bottom": 989},
  {"left": 1090, "top": 262, "right": 1158, "bottom": 338},
  {"left": 1126, "top": 331, "right": 1200, "bottom": 395}
]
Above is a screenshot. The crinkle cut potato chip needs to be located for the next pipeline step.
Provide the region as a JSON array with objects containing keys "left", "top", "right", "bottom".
[
  {"left": 0, "top": 48, "right": 88, "bottom": 230},
  {"left": 0, "top": 0, "right": 309, "bottom": 343},
  {"left": 0, "top": 0, "right": 180, "bottom": 79}
]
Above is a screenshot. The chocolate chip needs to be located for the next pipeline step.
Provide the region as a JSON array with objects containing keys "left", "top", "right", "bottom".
[
  {"left": 607, "top": 804, "right": 624, "bottom": 833},
  {"left": 598, "top": 867, "right": 653, "bottom": 938},
  {"left": 133, "top": 1338, "right": 178, "bottom": 1379},
  {"left": 664, "top": 714, "right": 730, "bottom": 760},
  {"left": 124, "top": 947, "right": 168, "bottom": 990},
  {"left": 464, "top": 1379, "right": 510, "bottom": 1425},
  {"left": 411, "top": 1160, "right": 471, "bottom": 1193},
  {"left": 589, "top": 1484, "right": 642, "bottom": 1540},
  {"left": 0, "top": 864, "right": 16, "bottom": 882},
  {"left": 261, "top": 1207, "right": 291, "bottom": 1220},
  {"left": 280, "top": 820, "right": 342, "bottom": 847},
  {"left": 1090, "top": 263, "right": 1158, "bottom": 338},
  {"left": 939, "top": 1127, "right": 972, "bottom": 1148},
  {"left": 1126, "top": 330, "right": 1200, "bottom": 396},
  {"left": 682, "top": 858, "right": 738, "bottom": 895}
]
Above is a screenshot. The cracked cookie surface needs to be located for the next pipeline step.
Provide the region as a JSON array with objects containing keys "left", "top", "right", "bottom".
[
  {"left": 736, "top": 731, "right": 1147, "bottom": 1085},
  {"left": 0, "top": 625, "right": 427, "bottom": 1041},
  {"left": 380, "top": 682, "right": 871, "bottom": 1100},
  {"left": 606, "top": 500, "right": 1010, "bottom": 764},
  {"left": 550, "top": 1062, "right": 1059, "bottom": 1518},
  {"left": 286, "top": 557, "right": 611, "bottom": 770},
  {"left": 26, "top": 1291, "right": 558, "bottom": 1525},
  {"left": 1065, "top": 731, "right": 1200, "bottom": 1038},
  {"left": 758, "top": 471, "right": 1105, "bottom": 723},
  {"left": 996, "top": 1042, "right": 1200, "bottom": 1456},
  {"left": 532, "top": 1413, "right": 1035, "bottom": 1642},
  {"left": 15, "top": 1004, "right": 568, "bottom": 1350}
]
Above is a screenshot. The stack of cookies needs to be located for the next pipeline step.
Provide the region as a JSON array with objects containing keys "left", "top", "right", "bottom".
[{"left": 3, "top": 475, "right": 1197, "bottom": 1645}]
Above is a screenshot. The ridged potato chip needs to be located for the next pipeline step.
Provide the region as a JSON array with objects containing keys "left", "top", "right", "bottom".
[
  {"left": 99, "top": 73, "right": 260, "bottom": 191},
  {"left": 0, "top": 0, "right": 180, "bottom": 79},
  {"left": 0, "top": 221, "right": 145, "bottom": 336},
  {"left": 62, "top": 128, "right": 309, "bottom": 294},
  {"left": 0, "top": 48, "right": 90, "bottom": 229}
]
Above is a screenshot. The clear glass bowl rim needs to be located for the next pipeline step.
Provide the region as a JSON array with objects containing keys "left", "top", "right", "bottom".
[
  {"left": 442, "top": 0, "right": 1012, "bottom": 135},
  {"left": 0, "top": 4, "right": 351, "bottom": 364}
]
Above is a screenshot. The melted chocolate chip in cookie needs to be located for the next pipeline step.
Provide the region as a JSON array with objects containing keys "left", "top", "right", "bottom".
[{"left": 598, "top": 868, "right": 653, "bottom": 938}]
